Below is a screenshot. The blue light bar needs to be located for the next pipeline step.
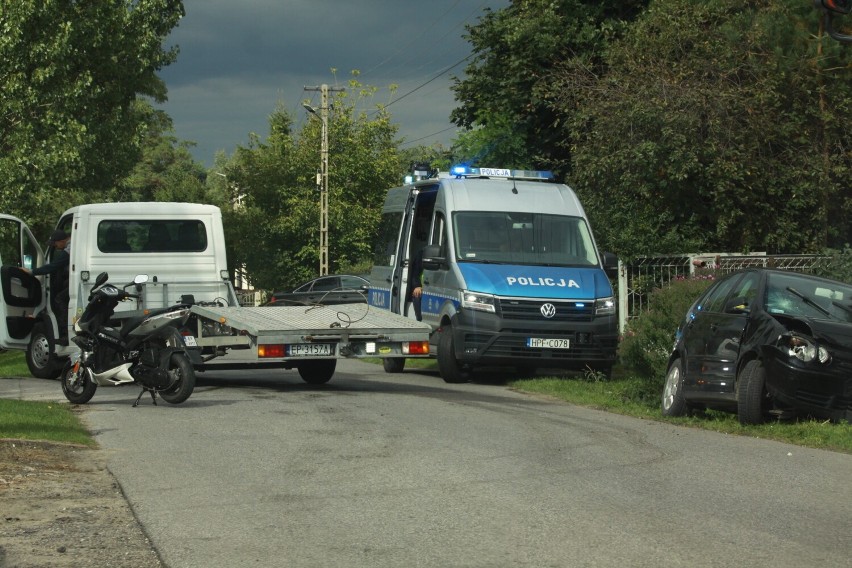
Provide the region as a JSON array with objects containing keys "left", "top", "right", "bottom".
[{"left": 450, "top": 165, "right": 554, "bottom": 181}]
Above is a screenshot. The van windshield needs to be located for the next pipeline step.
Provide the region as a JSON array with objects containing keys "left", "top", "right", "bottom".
[{"left": 452, "top": 212, "right": 599, "bottom": 267}]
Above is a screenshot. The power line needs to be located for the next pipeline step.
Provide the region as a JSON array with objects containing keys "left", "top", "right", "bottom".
[
  {"left": 378, "top": 53, "right": 472, "bottom": 112},
  {"left": 401, "top": 125, "right": 458, "bottom": 146}
]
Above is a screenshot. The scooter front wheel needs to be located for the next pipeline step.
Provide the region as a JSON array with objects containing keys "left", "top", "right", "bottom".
[
  {"left": 158, "top": 353, "right": 196, "bottom": 404},
  {"left": 61, "top": 360, "right": 97, "bottom": 404}
]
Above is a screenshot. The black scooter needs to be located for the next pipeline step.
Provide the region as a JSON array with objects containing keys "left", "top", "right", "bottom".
[{"left": 60, "top": 272, "right": 198, "bottom": 407}]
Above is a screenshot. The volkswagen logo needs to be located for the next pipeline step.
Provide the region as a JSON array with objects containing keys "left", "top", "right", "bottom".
[{"left": 540, "top": 303, "right": 556, "bottom": 318}]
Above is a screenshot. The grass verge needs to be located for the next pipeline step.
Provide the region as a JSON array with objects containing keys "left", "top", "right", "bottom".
[
  {"left": 0, "top": 398, "right": 95, "bottom": 446},
  {"left": 511, "top": 374, "right": 852, "bottom": 454},
  {"left": 0, "top": 351, "right": 95, "bottom": 446}
]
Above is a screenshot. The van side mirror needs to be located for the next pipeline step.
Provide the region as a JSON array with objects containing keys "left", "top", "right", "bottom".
[
  {"left": 600, "top": 251, "right": 618, "bottom": 277},
  {"left": 422, "top": 244, "right": 444, "bottom": 270}
]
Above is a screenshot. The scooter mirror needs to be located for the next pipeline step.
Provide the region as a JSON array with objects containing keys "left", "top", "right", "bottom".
[
  {"left": 94, "top": 272, "right": 109, "bottom": 287},
  {"left": 134, "top": 274, "right": 149, "bottom": 285}
]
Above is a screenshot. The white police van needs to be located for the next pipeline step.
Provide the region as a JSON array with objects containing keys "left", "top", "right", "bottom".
[{"left": 368, "top": 165, "right": 618, "bottom": 382}]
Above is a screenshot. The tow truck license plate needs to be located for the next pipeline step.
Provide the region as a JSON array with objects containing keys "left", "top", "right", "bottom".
[
  {"left": 287, "top": 343, "right": 334, "bottom": 357},
  {"left": 526, "top": 338, "right": 570, "bottom": 349}
]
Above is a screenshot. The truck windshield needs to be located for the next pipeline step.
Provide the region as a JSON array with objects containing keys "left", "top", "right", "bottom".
[{"left": 452, "top": 212, "right": 599, "bottom": 267}]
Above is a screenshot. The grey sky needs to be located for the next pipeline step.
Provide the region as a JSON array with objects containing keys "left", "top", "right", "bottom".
[{"left": 157, "top": 1, "right": 510, "bottom": 166}]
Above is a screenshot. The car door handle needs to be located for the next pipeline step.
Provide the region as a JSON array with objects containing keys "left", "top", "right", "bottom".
[{"left": 710, "top": 323, "right": 718, "bottom": 332}]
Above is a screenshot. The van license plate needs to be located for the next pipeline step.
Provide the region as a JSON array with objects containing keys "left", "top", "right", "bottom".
[
  {"left": 526, "top": 338, "right": 570, "bottom": 349},
  {"left": 287, "top": 343, "right": 334, "bottom": 356}
]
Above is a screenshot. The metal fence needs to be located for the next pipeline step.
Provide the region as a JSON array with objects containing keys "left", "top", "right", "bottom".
[
  {"left": 616, "top": 253, "right": 832, "bottom": 333},
  {"left": 235, "top": 289, "right": 260, "bottom": 307}
]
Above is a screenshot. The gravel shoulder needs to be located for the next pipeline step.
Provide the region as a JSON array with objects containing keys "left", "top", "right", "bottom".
[{"left": 0, "top": 439, "right": 161, "bottom": 568}]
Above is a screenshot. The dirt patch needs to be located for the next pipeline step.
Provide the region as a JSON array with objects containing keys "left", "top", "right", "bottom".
[{"left": 0, "top": 439, "right": 161, "bottom": 568}]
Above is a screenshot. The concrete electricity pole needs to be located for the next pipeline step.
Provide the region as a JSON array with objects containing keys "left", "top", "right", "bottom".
[{"left": 303, "top": 83, "right": 344, "bottom": 276}]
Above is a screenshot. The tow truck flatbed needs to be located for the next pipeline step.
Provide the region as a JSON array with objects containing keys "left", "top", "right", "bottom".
[{"left": 186, "top": 302, "right": 431, "bottom": 371}]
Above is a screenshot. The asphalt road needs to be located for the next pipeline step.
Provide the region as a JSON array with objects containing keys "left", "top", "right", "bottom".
[{"left": 10, "top": 360, "right": 852, "bottom": 567}]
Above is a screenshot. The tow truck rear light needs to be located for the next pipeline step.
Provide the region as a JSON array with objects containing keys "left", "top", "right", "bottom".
[
  {"left": 403, "top": 341, "right": 429, "bottom": 355},
  {"left": 258, "top": 344, "right": 286, "bottom": 358}
]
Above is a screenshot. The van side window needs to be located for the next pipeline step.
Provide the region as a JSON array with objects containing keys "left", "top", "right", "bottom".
[
  {"left": 97, "top": 220, "right": 208, "bottom": 253},
  {"left": 373, "top": 212, "right": 402, "bottom": 267}
]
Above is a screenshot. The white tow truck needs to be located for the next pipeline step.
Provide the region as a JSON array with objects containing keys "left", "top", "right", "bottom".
[{"left": 0, "top": 203, "right": 430, "bottom": 383}]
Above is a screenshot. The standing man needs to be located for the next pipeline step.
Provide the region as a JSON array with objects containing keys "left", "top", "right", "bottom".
[{"left": 24, "top": 229, "right": 71, "bottom": 337}]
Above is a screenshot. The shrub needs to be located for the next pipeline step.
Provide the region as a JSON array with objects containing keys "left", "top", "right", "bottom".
[
  {"left": 618, "top": 278, "right": 713, "bottom": 383},
  {"left": 816, "top": 246, "right": 852, "bottom": 284}
]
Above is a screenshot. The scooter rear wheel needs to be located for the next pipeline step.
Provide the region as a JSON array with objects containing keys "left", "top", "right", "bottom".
[
  {"left": 158, "top": 353, "right": 196, "bottom": 404},
  {"left": 61, "top": 360, "right": 97, "bottom": 404}
]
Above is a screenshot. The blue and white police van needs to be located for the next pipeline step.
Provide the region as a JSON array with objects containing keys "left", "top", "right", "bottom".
[{"left": 368, "top": 165, "right": 619, "bottom": 382}]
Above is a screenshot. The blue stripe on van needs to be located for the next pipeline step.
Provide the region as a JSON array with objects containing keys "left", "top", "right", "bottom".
[{"left": 457, "top": 263, "right": 612, "bottom": 299}]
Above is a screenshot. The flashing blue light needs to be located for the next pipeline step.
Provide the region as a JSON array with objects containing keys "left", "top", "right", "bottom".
[{"left": 450, "top": 165, "right": 555, "bottom": 181}]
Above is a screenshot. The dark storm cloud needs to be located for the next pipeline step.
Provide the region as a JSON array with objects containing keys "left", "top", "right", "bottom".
[{"left": 157, "top": 0, "right": 508, "bottom": 165}]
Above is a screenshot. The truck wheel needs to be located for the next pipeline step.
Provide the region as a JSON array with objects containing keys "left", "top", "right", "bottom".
[
  {"left": 437, "top": 325, "right": 468, "bottom": 383},
  {"left": 737, "top": 360, "right": 770, "bottom": 425},
  {"left": 298, "top": 359, "right": 336, "bottom": 384},
  {"left": 27, "top": 322, "right": 63, "bottom": 379},
  {"left": 383, "top": 358, "right": 406, "bottom": 373},
  {"left": 159, "top": 354, "right": 196, "bottom": 404},
  {"left": 61, "top": 360, "right": 97, "bottom": 404}
]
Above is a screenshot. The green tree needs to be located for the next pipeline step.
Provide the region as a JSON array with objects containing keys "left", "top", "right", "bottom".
[
  {"left": 0, "top": 0, "right": 184, "bottom": 237},
  {"left": 218, "top": 82, "right": 401, "bottom": 291},
  {"left": 449, "top": 0, "right": 649, "bottom": 172},
  {"left": 113, "top": 102, "right": 208, "bottom": 204},
  {"left": 557, "top": 0, "right": 852, "bottom": 258}
]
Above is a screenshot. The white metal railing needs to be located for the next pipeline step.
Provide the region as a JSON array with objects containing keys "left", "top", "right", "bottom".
[{"left": 616, "top": 253, "right": 832, "bottom": 333}]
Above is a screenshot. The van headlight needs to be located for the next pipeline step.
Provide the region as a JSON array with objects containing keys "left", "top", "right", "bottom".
[
  {"left": 780, "top": 333, "right": 831, "bottom": 364},
  {"left": 462, "top": 290, "right": 496, "bottom": 313},
  {"left": 595, "top": 296, "right": 616, "bottom": 316}
]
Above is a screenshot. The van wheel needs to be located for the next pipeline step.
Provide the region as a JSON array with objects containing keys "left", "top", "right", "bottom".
[
  {"left": 383, "top": 358, "right": 406, "bottom": 373},
  {"left": 298, "top": 359, "right": 336, "bottom": 384},
  {"left": 27, "top": 323, "right": 62, "bottom": 379},
  {"left": 437, "top": 325, "right": 468, "bottom": 384}
]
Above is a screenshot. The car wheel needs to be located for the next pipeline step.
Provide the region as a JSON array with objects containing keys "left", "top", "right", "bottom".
[
  {"left": 437, "top": 325, "right": 468, "bottom": 384},
  {"left": 383, "top": 357, "right": 406, "bottom": 373},
  {"left": 737, "top": 359, "right": 771, "bottom": 425},
  {"left": 661, "top": 358, "right": 689, "bottom": 417}
]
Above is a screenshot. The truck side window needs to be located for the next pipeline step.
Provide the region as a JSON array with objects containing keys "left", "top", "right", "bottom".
[{"left": 97, "top": 220, "right": 208, "bottom": 253}]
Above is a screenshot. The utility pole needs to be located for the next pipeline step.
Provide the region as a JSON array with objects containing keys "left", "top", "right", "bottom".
[{"left": 303, "top": 83, "right": 344, "bottom": 276}]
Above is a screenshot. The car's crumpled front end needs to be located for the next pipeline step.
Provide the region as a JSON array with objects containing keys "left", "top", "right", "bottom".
[{"left": 761, "top": 316, "right": 852, "bottom": 421}]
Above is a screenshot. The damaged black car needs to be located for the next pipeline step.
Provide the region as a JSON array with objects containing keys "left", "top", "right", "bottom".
[{"left": 662, "top": 268, "right": 852, "bottom": 424}]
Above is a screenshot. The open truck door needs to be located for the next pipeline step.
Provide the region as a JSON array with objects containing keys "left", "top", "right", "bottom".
[{"left": 0, "top": 214, "right": 45, "bottom": 350}]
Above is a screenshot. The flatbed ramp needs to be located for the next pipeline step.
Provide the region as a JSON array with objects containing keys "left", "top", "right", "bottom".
[{"left": 187, "top": 303, "right": 431, "bottom": 368}]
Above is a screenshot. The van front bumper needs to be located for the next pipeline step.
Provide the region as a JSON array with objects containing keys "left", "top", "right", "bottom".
[{"left": 449, "top": 309, "right": 618, "bottom": 371}]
